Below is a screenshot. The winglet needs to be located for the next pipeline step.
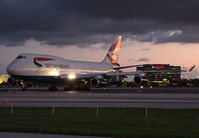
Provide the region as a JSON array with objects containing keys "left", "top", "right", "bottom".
[{"left": 187, "top": 65, "right": 195, "bottom": 72}]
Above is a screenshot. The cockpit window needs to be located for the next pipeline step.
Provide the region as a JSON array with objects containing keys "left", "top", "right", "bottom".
[{"left": 16, "top": 56, "right": 26, "bottom": 59}]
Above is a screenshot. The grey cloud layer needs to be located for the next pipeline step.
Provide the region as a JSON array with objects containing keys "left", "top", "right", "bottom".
[
  {"left": 135, "top": 58, "right": 150, "bottom": 62},
  {"left": 1, "top": 0, "right": 199, "bottom": 47}
]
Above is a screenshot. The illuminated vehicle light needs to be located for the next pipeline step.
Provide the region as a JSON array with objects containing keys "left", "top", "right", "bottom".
[{"left": 68, "top": 74, "right": 76, "bottom": 79}]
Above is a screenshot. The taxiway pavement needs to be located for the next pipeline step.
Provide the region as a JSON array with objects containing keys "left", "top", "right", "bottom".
[{"left": 1, "top": 88, "right": 199, "bottom": 109}]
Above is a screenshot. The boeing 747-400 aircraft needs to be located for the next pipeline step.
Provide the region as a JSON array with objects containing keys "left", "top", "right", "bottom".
[{"left": 7, "top": 36, "right": 195, "bottom": 90}]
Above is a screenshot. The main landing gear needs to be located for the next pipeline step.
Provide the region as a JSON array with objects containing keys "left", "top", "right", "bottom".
[
  {"left": 64, "top": 80, "right": 90, "bottom": 91},
  {"left": 49, "top": 85, "right": 58, "bottom": 91}
]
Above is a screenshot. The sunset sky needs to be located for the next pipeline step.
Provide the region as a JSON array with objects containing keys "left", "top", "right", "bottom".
[{"left": 0, "top": 0, "right": 199, "bottom": 78}]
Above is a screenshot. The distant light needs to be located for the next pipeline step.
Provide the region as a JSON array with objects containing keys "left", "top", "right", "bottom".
[
  {"left": 163, "top": 78, "right": 168, "bottom": 81},
  {"left": 153, "top": 66, "right": 165, "bottom": 69},
  {"left": 68, "top": 74, "right": 76, "bottom": 79}
]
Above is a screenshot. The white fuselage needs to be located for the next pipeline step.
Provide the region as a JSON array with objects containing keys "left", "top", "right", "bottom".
[{"left": 7, "top": 53, "right": 114, "bottom": 79}]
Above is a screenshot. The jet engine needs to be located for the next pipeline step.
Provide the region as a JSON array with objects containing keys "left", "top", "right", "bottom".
[
  {"left": 134, "top": 75, "right": 149, "bottom": 84},
  {"left": 7, "top": 77, "right": 24, "bottom": 87},
  {"left": 91, "top": 78, "right": 107, "bottom": 88},
  {"left": 7, "top": 77, "right": 16, "bottom": 86}
]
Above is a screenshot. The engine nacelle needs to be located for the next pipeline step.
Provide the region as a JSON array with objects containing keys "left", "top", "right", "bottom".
[
  {"left": 134, "top": 75, "right": 149, "bottom": 84},
  {"left": 7, "top": 77, "right": 16, "bottom": 86},
  {"left": 7, "top": 77, "right": 24, "bottom": 87},
  {"left": 91, "top": 78, "right": 107, "bottom": 88}
]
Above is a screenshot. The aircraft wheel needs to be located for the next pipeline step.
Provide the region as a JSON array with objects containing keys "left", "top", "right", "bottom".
[
  {"left": 76, "top": 86, "right": 90, "bottom": 91},
  {"left": 49, "top": 85, "right": 58, "bottom": 91},
  {"left": 64, "top": 85, "right": 74, "bottom": 91}
]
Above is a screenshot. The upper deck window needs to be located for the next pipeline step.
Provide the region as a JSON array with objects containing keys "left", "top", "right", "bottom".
[{"left": 16, "top": 56, "right": 26, "bottom": 59}]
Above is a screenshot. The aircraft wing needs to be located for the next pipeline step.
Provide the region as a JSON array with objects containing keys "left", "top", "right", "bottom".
[
  {"left": 107, "top": 65, "right": 195, "bottom": 76},
  {"left": 60, "top": 73, "right": 102, "bottom": 79},
  {"left": 61, "top": 65, "right": 195, "bottom": 79},
  {"left": 113, "top": 64, "right": 144, "bottom": 70},
  {"left": 106, "top": 71, "right": 143, "bottom": 76}
]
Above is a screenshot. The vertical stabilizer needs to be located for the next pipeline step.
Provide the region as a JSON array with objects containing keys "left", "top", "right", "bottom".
[{"left": 102, "top": 36, "right": 122, "bottom": 66}]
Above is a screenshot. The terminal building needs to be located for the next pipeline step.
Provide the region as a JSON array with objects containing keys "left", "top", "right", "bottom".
[{"left": 136, "top": 64, "right": 181, "bottom": 86}]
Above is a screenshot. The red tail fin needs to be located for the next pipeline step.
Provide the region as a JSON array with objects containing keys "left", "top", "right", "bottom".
[{"left": 102, "top": 36, "right": 122, "bottom": 66}]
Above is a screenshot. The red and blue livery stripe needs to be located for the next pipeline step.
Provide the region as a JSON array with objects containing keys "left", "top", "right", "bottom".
[{"left": 33, "top": 57, "right": 54, "bottom": 67}]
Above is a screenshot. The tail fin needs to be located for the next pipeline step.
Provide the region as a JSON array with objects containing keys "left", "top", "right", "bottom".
[{"left": 102, "top": 36, "right": 122, "bottom": 66}]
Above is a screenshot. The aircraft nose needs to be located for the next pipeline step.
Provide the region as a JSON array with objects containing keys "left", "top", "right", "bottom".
[{"left": 7, "top": 63, "right": 16, "bottom": 75}]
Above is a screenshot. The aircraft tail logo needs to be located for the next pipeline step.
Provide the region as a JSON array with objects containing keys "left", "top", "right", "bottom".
[{"left": 102, "top": 36, "right": 122, "bottom": 66}]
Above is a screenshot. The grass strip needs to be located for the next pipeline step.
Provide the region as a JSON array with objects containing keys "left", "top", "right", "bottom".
[{"left": 0, "top": 107, "right": 199, "bottom": 138}]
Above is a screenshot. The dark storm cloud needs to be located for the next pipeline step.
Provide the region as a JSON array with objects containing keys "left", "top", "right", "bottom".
[
  {"left": 135, "top": 58, "right": 150, "bottom": 62},
  {"left": 1, "top": 0, "right": 199, "bottom": 47}
]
